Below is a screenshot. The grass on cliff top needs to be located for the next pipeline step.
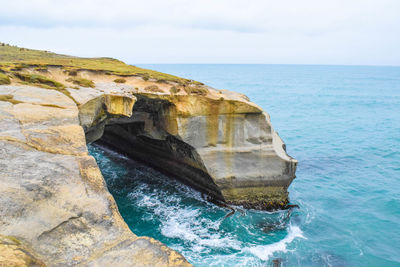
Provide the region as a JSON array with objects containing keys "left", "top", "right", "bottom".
[
  {"left": 66, "top": 77, "right": 95, "bottom": 88},
  {"left": 9, "top": 72, "right": 78, "bottom": 104},
  {"left": 0, "top": 73, "right": 10, "bottom": 85},
  {"left": 14, "top": 72, "right": 64, "bottom": 89},
  {"left": 0, "top": 43, "right": 200, "bottom": 85}
]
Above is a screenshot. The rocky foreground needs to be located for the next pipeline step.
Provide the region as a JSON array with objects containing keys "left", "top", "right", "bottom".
[
  {"left": 0, "top": 45, "right": 296, "bottom": 266},
  {"left": 0, "top": 84, "right": 191, "bottom": 266}
]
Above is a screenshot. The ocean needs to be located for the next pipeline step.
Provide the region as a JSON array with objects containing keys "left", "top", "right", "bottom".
[{"left": 88, "top": 64, "right": 400, "bottom": 266}]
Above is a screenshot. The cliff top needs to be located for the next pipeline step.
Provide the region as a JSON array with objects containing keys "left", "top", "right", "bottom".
[
  {"left": 0, "top": 42, "right": 258, "bottom": 113},
  {"left": 0, "top": 42, "right": 200, "bottom": 86}
]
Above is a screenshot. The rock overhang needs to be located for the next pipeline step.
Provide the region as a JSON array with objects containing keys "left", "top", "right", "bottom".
[
  {"left": 0, "top": 45, "right": 297, "bottom": 265},
  {"left": 0, "top": 84, "right": 191, "bottom": 266}
]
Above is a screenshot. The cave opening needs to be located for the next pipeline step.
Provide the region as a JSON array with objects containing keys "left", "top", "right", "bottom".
[{"left": 86, "top": 94, "right": 225, "bottom": 204}]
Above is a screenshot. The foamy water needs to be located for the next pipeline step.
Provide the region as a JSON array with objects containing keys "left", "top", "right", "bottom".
[
  {"left": 89, "top": 144, "right": 303, "bottom": 266},
  {"left": 90, "top": 64, "right": 400, "bottom": 266},
  {"left": 246, "top": 225, "right": 304, "bottom": 261}
]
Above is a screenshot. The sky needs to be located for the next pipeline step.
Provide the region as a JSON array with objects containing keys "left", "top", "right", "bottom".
[{"left": 0, "top": 0, "right": 399, "bottom": 65}]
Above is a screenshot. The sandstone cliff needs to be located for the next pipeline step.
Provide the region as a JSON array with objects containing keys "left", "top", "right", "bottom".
[
  {"left": 0, "top": 44, "right": 297, "bottom": 266},
  {"left": 0, "top": 84, "right": 190, "bottom": 266}
]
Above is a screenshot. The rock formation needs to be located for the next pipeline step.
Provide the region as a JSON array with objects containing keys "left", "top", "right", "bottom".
[
  {"left": 0, "top": 45, "right": 297, "bottom": 266},
  {"left": 0, "top": 85, "right": 190, "bottom": 266}
]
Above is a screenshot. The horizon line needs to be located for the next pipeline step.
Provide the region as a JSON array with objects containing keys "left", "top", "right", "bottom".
[{"left": 135, "top": 63, "right": 400, "bottom": 68}]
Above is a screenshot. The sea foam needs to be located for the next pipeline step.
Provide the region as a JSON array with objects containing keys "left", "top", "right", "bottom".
[{"left": 245, "top": 225, "right": 305, "bottom": 261}]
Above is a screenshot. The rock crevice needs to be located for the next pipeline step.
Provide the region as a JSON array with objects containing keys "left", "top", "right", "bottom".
[
  {"left": 0, "top": 84, "right": 190, "bottom": 266},
  {"left": 0, "top": 65, "right": 296, "bottom": 266}
]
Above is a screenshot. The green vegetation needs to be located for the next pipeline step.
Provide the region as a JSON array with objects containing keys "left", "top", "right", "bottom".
[
  {"left": 34, "top": 67, "right": 48, "bottom": 72},
  {"left": 142, "top": 73, "right": 149, "bottom": 81},
  {"left": 0, "top": 94, "right": 23, "bottom": 104},
  {"left": 183, "top": 86, "right": 209, "bottom": 96},
  {"left": 66, "top": 77, "right": 95, "bottom": 88},
  {"left": 0, "top": 43, "right": 211, "bottom": 102},
  {"left": 66, "top": 70, "right": 78, "bottom": 76},
  {"left": 114, "top": 78, "right": 126, "bottom": 83},
  {"left": 14, "top": 73, "right": 64, "bottom": 89},
  {"left": 191, "top": 80, "right": 205, "bottom": 86},
  {"left": 0, "top": 43, "right": 199, "bottom": 85},
  {"left": 144, "top": 85, "right": 163, "bottom": 93},
  {"left": 169, "top": 86, "right": 180, "bottom": 94},
  {"left": 0, "top": 73, "right": 10, "bottom": 85},
  {"left": 9, "top": 72, "right": 77, "bottom": 104}
]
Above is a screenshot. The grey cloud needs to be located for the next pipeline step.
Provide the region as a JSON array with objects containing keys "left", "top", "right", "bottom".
[{"left": 0, "top": 0, "right": 399, "bottom": 65}]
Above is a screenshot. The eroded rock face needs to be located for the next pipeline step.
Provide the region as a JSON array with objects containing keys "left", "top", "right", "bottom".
[
  {"left": 68, "top": 81, "right": 297, "bottom": 210},
  {"left": 0, "top": 68, "right": 296, "bottom": 264},
  {"left": 95, "top": 93, "right": 297, "bottom": 210},
  {"left": 0, "top": 85, "right": 190, "bottom": 266}
]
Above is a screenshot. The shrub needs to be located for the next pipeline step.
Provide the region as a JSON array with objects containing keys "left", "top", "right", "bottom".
[
  {"left": 0, "top": 73, "right": 11, "bottom": 85},
  {"left": 67, "top": 70, "right": 78, "bottom": 76},
  {"left": 183, "top": 86, "right": 208, "bottom": 96},
  {"left": 142, "top": 73, "right": 150, "bottom": 81},
  {"left": 114, "top": 78, "right": 126, "bottom": 83},
  {"left": 169, "top": 86, "right": 180, "bottom": 94},
  {"left": 66, "top": 77, "right": 94, "bottom": 88},
  {"left": 144, "top": 85, "right": 163, "bottom": 93}
]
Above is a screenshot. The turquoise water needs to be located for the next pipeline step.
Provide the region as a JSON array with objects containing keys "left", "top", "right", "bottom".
[{"left": 89, "top": 64, "right": 400, "bottom": 266}]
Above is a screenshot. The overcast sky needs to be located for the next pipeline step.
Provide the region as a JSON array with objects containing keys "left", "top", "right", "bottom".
[{"left": 1, "top": 0, "right": 399, "bottom": 65}]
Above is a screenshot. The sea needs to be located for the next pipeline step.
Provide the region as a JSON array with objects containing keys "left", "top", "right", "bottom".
[{"left": 88, "top": 64, "right": 400, "bottom": 266}]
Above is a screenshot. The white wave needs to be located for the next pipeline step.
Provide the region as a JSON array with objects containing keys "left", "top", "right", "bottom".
[
  {"left": 161, "top": 217, "right": 199, "bottom": 242},
  {"left": 245, "top": 225, "right": 305, "bottom": 261},
  {"left": 127, "top": 176, "right": 243, "bottom": 252},
  {"left": 159, "top": 206, "right": 242, "bottom": 251}
]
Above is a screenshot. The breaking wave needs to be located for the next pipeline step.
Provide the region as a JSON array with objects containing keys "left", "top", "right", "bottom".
[
  {"left": 245, "top": 225, "right": 304, "bottom": 261},
  {"left": 89, "top": 143, "right": 305, "bottom": 266}
]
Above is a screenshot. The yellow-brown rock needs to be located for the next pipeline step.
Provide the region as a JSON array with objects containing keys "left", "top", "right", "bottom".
[
  {"left": 0, "top": 56, "right": 297, "bottom": 265},
  {"left": 104, "top": 94, "right": 136, "bottom": 117},
  {"left": 0, "top": 84, "right": 190, "bottom": 266},
  {"left": 0, "top": 235, "right": 45, "bottom": 267}
]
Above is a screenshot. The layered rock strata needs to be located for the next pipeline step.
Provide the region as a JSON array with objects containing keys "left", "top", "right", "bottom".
[
  {"left": 96, "top": 93, "right": 297, "bottom": 209},
  {"left": 0, "top": 85, "right": 190, "bottom": 266},
  {"left": 0, "top": 65, "right": 297, "bottom": 265},
  {"left": 63, "top": 69, "right": 298, "bottom": 210}
]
